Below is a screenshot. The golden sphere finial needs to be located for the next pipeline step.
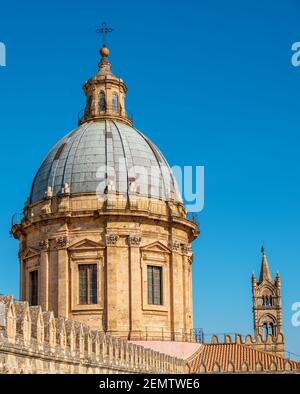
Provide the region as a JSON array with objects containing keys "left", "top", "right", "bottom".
[{"left": 100, "top": 45, "right": 110, "bottom": 58}]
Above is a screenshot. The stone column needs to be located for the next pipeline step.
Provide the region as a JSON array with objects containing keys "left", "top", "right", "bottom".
[
  {"left": 39, "top": 240, "right": 49, "bottom": 310},
  {"left": 56, "top": 236, "right": 69, "bottom": 318},
  {"left": 128, "top": 234, "right": 142, "bottom": 338}
]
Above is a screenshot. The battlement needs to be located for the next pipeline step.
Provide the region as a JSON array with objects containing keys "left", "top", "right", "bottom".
[
  {"left": 0, "top": 295, "right": 188, "bottom": 374},
  {"left": 209, "top": 333, "right": 284, "bottom": 345},
  {"left": 209, "top": 333, "right": 284, "bottom": 357}
]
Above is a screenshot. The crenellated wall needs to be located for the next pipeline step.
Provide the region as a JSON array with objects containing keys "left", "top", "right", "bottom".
[
  {"left": 0, "top": 295, "right": 188, "bottom": 374},
  {"left": 210, "top": 333, "right": 285, "bottom": 357}
]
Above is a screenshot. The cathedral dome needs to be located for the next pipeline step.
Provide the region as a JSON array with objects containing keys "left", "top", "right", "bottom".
[
  {"left": 29, "top": 43, "right": 182, "bottom": 205},
  {"left": 30, "top": 120, "right": 181, "bottom": 204},
  {"left": 12, "top": 35, "right": 197, "bottom": 339}
]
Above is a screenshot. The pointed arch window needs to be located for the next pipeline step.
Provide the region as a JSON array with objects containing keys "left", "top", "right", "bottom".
[
  {"left": 112, "top": 93, "right": 119, "bottom": 113},
  {"left": 265, "top": 296, "right": 269, "bottom": 306},
  {"left": 99, "top": 91, "right": 106, "bottom": 112},
  {"left": 269, "top": 295, "right": 273, "bottom": 306},
  {"left": 263, "top": 323, "right": 268, "bottom": 340},
  {"left": 262, "top": 296, "right": 265, "bottom": 306}
]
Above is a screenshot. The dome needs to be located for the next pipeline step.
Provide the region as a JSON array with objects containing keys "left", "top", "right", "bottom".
[
  {"left": 30, "top": 120, "right": 181, "bottom": 204},
  {"left": 12, "top": 39, "right": 198, "bottom": 341}
]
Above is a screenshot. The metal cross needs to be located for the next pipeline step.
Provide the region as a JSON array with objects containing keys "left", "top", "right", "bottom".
[{"left": 96, "top": 22, "right": 113, "bottom": 47}]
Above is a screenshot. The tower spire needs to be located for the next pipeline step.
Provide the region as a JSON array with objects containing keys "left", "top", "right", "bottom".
[
  {"left": 259, "top": 245, "right": 272, "bottom": 283},
  {"left": 252, "top": 247, "right": 284, "bottom": 355}
]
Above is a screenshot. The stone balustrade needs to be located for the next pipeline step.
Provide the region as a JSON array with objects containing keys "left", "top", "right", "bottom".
[{"left": 0, "top": 295, "right": 188, "bottom": 374}]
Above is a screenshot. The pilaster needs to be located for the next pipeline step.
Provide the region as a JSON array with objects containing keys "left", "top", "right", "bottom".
[
  {"left": 56, "top": 236, "right": 69, "bottom": 318},
  {"left": 39, "top": 239, "right": 49, "bottom": 311},
  {"left": 105, "top": 233, "right": 119, "bottom": 334},
  {"left": 128, "top": 234, "right": 142, "bottom": 337},
  {"left": 170, "top": 239, "right": 184, "bottom": 338}
]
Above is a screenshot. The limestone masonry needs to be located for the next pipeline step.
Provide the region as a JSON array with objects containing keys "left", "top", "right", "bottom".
[
  {"left": 0, "top": 295, "right": 187, "bottom": 374},
  {"left": 2, "top": 39, "right": 299, "bottom": 374}
]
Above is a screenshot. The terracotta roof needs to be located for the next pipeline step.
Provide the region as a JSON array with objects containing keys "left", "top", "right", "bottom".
[
  {"left": 129, "top": 341, "right": 202, "bottom": 360},
  {"left": 188, "top": 343, "right": 299, "bottom": 373}
]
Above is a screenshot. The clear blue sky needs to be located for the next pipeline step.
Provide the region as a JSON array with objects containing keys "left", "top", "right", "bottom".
[{"left": 1, "top": 0, "right": 300, "bottom": 355}]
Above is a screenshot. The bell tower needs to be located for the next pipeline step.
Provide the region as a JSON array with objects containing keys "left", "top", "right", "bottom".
[{"left": 252, "top": 246, "right": 284, "bottom": 355}]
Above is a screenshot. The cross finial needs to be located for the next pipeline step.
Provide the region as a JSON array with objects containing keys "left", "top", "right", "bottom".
[{"left": 96, "top": 22, "right": 113, "bottom": 47}]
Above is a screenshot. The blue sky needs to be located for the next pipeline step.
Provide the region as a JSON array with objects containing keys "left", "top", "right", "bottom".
[{"left": 0, "top": 0, "right": 300, "bottom": 355}]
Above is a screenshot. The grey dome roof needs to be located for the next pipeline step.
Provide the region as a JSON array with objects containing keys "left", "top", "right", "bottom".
[{"left": 30, "top": 120, "right": 181, "bottom": 204}]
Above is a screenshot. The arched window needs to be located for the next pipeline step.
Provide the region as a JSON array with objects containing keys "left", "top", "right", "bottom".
[
  {"left": 263, "top": 323, "right": 268, "bottom": 340},
  {"left": 87, "top": 96, "right": 93, "bottom": 114},
  {"left": 265, "top": 296, "right": 269, "bottom": 306},
  {"left": 269, "top": 295, "right": 273, "bottom": 306},
  {"left": 99, "top": 91, "right": 106, "bottom": 112},
  {"left": 30, "top": 270, "right": 38, "bottom": 306},
  {"left": 270, "top": 323, "right": 275, "bottom": 336},
  {"left": 262, "top": 296, "right": 265, "bottom": 306},
  {"left": 112, "top": 93, "right": 118, "bottom": 113}
]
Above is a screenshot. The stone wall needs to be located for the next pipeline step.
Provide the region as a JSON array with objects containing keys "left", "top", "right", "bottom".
[
  {"left": 12, "top": 195, "right": 197, "bottom": 337},
  {"left": 0, "top": 295, "right": 188, "bottom": 374}
]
